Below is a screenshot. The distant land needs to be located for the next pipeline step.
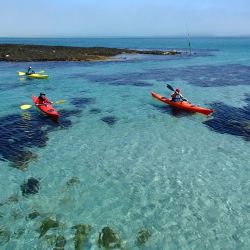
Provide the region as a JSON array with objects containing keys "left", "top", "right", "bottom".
[{"left": 0, "top": 44, "right": 181, "bottom": 62}]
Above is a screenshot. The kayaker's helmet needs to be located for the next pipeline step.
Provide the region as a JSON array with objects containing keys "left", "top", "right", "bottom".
[
  {"left": 28, "top": 66, "right": 32, "bottom": 69},
  {"left": 40, "top": 92, "right": 45, "bottom": 96},
  {"left": 176, "top": 88, "right": 181, "bottom": 93}
]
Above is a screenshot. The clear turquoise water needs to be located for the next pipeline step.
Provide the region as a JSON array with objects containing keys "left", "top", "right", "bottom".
[{"left": 0, "top": 38, "right": 250, "bottom": 249}]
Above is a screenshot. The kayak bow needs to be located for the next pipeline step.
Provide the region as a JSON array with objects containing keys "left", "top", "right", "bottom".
[{"left": 151, "top": 92, "right": 213, "bottom": 116}]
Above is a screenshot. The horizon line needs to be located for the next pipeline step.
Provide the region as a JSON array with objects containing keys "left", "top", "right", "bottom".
[{"left": 1, "top": 35, "right": 250, "bottom": 39}]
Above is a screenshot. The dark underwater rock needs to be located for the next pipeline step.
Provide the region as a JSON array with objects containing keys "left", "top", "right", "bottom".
[
  {"left": 28, "top": 210, "right": 40, "bottom": 220},
  {"left": 98, "top": 226, "right": 123, "bottom": 249},
  {"left": 72, "top": 224, "right": 92, "bottom": 250},
  {"left": 66, "top": 177, "right": 80, "bottom": 188},
  {"left": 53, "top": 235, "right": 67, "bottom": 250},
  {"left": 38, "top": 218, "right": 59, "bottom": 238},
  {"left": 0, "top": 226, "right": 11, "bottom": 245},
  {"left": 20, "top": 178, "right": 40, "bottom": 196},
  {"left": 136, "top": 229, "right": 152, "bottom": 247}
]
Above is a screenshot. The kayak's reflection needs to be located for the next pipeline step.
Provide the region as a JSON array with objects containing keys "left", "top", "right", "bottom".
[{"left": 151, "top": 103, "right": 194, "bottom": 118}]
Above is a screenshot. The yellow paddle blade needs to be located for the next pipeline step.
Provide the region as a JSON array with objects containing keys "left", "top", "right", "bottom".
[
  {"left": 55, "top": 100, "right": 65, "bottom": 104},
  {"left": 18, "top": 72, "right": 26, "bottom": 76},
  {"left": 38, "top": 70, "right": 45, "bottom": 73},
  {"left": 20, "top": 104, "right": 32, "bottom": 110}
]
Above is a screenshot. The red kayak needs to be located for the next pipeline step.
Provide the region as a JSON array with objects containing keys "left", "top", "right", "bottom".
[
  {"left": 32, "top": 95, "right": 59, "bottom": 120},
  {"left": 151, "top": 92, "right": 213, "bottom": 116}
]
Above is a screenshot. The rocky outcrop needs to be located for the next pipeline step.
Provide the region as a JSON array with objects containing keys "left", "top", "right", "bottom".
[{"left": 0, "top": 44, "right": 181, "bottom": 62}]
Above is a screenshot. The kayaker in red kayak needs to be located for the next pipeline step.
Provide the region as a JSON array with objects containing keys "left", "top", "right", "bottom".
[
  {"left": 36, "top": 93, "right": 53, "bottom": 106},
  {"left": 171, "top": 88, "right": 187, "bottom": 102}
]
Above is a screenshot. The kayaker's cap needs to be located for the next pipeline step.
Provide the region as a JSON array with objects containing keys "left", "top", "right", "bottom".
[
  {"left": 176, "top": 88, "right": 180, "bottom": 93},
  {"left": 40, "top": 92, "right": 45, "bottom": 96}
]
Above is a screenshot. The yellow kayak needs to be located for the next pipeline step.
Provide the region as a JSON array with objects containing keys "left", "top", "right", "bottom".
[{"left": 18, "top": 71, "right": 49, "bottom": 79}]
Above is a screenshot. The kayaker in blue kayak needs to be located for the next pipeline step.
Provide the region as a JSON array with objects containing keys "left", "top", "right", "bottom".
[
  {"left": 171, "top": 88, "right": 187, "bottom": 102},
  {"left": 26, "top": 66, "right": 35, "bottom": 75}
]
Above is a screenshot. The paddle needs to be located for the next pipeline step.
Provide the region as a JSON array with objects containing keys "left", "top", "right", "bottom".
[
  {"left": 166, "top": 83, "right": 175, "bottom": 92},
  {"left": 20, "top": 100, "right": 65, "bottom": 110},
  {"left": 54, "top": 100, "right": 65, "bottom": 104},
  {"left": 20, "top": 104, "right": 32, "bottom": 110}
]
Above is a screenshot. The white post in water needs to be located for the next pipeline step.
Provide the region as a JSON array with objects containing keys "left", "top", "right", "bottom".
[{"left": 186, "top": 23, "right": 192, "bottom": 55}]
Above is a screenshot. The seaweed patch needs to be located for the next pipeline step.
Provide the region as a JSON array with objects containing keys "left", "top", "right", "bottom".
[
  {"left": 147, "top": 64, "right": 250, "bottom": 87},
  {"left": 204, "top": 97, "right": 250, "bottom": 140},
  {"left": 101, "top": 116, "right": 118, "bottom": 126},
  {"left": 20, "top": 178, "right": 40, "bottom": 196},
  {"left": 0, "top": 108, "right": 79, "bottom": 169},
  {"left": 85, "top": 73, "right": 153, "bottom": 87},
  {"left": 89, "top": 108, "right": 101, "bottom": 114},
  {"left": 0, "top": 112, "right": 49, "bottom": 169},
  {"left": 59, "top": 109, "right": 83, "bottom": 118},
  {"left": 85, "top": 64, "right": 250, "bottom": 88},
  {"left": 70, "top": 97, "right": 95, "bottom": 108}
]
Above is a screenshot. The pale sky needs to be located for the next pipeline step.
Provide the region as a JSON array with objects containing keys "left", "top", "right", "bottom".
[{"left": 1, "top": 0, "right": 250, "bottom": 37}]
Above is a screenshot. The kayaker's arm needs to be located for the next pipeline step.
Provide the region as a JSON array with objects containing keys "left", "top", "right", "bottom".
[
  {"left": 37, "top": 101, "right": 53, "bottom": 105},
  {"left": 180, "top": 94, "right": 188, "bottom": 102}
]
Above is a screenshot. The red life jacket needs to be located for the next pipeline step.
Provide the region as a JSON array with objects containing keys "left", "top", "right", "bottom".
[{"left": 38, "top": 96, "right": 50, "bottom": 104}]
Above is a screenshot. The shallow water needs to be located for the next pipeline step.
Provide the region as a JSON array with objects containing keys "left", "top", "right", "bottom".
[{"left": 0, "top": 38, "right": 250, "bottom": 249}]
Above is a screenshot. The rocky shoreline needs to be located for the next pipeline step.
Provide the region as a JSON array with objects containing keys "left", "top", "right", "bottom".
[{"left": 0, "top": 44, "right": 181, "bottom": 62}]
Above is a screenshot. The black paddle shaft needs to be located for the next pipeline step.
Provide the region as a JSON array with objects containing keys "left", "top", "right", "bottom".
[{"left": 166, "top": 84, "right": 175, "bottom": 91}]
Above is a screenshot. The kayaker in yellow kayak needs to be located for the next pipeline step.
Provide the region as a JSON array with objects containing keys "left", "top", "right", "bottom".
[
  {"left": 26, "top": 66, "right": 35, "bottom": 75},
  {"left": 171, "top": 88, "right": 188, "bottom": 102}
]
